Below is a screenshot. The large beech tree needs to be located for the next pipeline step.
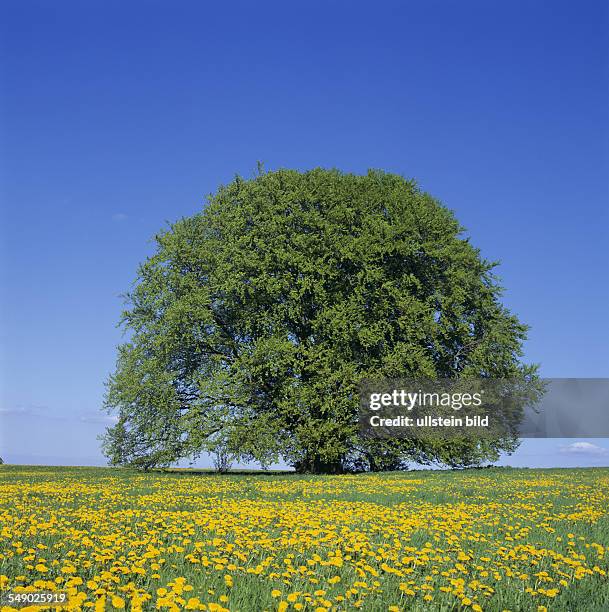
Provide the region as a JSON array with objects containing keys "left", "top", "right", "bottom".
[{"left": 102, "top": 169, "right": 536, "bottom": 472}]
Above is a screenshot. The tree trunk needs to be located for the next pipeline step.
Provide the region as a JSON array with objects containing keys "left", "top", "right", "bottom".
[{"left": 295, "top": 455, "right": 344, "bottom": 474}]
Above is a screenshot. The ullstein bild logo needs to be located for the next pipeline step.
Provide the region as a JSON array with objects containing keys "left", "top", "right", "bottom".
[{"left": 359, "top": 379, "right": 609, "bottom": 439}]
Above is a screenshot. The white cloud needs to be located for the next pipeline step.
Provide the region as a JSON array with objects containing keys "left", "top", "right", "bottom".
[
  {"left": 111, "top": 213, "right": 128, "bottom": 222},
  {"left": 560, "top": 442, "right": 609, "bottom": 456},
  {"left": 0, "top": 407, "right": 29, "bottom": 415},
  {"left": 0, "top": 404, "right": 48, "bottom": 415},
  {"left": 79, "top": 412, "right": 119, "bottom": 425}
]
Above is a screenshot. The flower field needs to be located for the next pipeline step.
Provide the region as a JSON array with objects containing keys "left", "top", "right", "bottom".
[{"left": 0, "top": 466, "right": 607, "bottom": 611}]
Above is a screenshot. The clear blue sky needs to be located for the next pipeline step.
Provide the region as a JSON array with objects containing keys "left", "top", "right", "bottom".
[{"left": 1, "top": 0, "right": 608, "bottom": 468}]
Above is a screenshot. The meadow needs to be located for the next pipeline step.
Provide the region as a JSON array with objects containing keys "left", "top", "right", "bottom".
[{"left": 0, "top": 466, "right": 607, "bottom": 611}]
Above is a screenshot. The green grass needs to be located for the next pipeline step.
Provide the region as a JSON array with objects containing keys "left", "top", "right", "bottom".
[{"left": 0, "top": 465, "right": 608, "bottom": 611}]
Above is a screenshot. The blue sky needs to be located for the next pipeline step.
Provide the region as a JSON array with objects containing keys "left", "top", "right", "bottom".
[{"left": 1, "top": 0, "right": 608, "bottom": 468}]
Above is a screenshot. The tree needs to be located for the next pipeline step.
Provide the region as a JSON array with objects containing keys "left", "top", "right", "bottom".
[
  {"left": 211, "top": 436, "right": 234, "bottom": 474},
  {"left": 102, "top": 168, "right": 536, "bottom": 473}
]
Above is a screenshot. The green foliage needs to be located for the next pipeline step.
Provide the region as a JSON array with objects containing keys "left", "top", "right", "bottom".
[{"left": 103, "top": 168, "right": 536, "bottom": 472}]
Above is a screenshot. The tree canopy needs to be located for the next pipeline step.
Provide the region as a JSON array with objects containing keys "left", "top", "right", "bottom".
[{"left": 102, "top": 168, "right": 535, "bottom": 472}]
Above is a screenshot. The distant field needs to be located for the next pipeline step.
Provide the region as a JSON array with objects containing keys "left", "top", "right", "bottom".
[{"left": 0, "top": 466, "right": 607, "bottom": 611}]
